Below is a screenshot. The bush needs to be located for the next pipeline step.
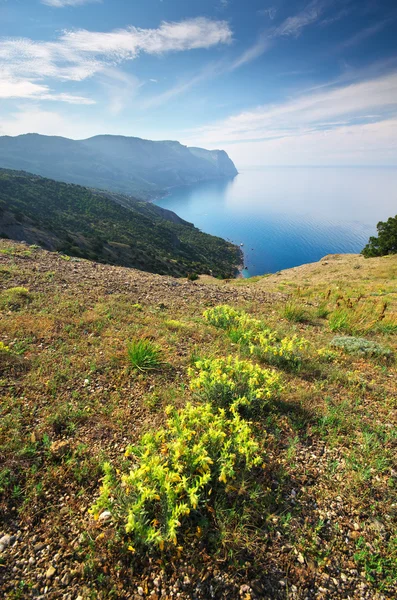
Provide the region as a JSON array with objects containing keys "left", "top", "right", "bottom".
[
  {"left": 187, "top": 273, "right": 199, "bottom": 281},
  {"left": 362, "top": 215, "right": 397, "bottom": 257},
  {"left": 330, "top": 336, "right": 393, "bottom": 359},
  {"left": 204, "top": 305, "right": 308, "bottom": 369},
  {"left": 127, "top": 339, "right": 162, "bottom": 372},
  {"left": 203, "top": 305, "right": 246, "bottom": 330},
  {"left": 189, "top": 356, "right": 282, "bottom": 413},
  {"left": 248, "top": 332, "right": 309, "bottom": 369},
  {"left": 91, "top": 403, "right": 262, "bottom": 550},
  {"left": 0, "top": 287, "right": 32, "bottom": 310}
]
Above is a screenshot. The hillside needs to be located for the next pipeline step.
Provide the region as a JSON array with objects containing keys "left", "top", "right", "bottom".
[
  {"left": 0, "top": 169, "right": 241, "bottom": 278},
  {"left": 0, "top": 242, "right": 396, "bottom": 599},
  {"left": 0, "top": 134, "right": 238, "bottom": 200}
]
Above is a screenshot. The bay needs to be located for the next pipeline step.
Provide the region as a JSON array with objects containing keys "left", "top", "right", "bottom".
[{"left": 154, "top": 167, "right": 397, "bottom": 277}]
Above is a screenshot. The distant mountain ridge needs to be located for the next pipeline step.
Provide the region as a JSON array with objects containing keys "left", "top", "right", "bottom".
[{"left": 0, "top": 134, "right": 238, "bottom": 200}]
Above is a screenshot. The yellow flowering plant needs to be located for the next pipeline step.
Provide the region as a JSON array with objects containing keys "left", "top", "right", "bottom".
[
  {"left": 189, "top": 356, "right": 282, "bottom": 413},
  {"left": 91, "top": 403, "right": 262, "bottom": 550},
  {"left": 204, "top": 305, "right": 309, "bottom": 370},
  {"left": 0, "top": 341, "right": 11, "bottom": 353}
]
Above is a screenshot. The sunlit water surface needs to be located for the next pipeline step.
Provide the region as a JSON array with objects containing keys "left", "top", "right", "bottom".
[{"left": 155, "top": 167, "right": 397, "bottom": 276}]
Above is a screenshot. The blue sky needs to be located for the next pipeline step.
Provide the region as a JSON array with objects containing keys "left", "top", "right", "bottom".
[{"left": 1, "top": 0, "right": 397, "bottom": 166}]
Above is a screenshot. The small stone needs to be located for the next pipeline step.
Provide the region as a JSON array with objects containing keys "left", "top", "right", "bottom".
[
  {"left": 61, "top": 572, "right": 71, "bottom": 586},
  {"left": 137, "top": 586, "right": 144, "bottom": 596},
  {"left": 98, "top": 510, "right": 112, "bottom": 522},
  {"left": 46, "top": 565, "right": 56, "bottom": 579},
  {"left": 50, "top": 440, "right": 72, "bottom": 460},
  {"left": 0, "top": 534, "right": 11, "bottom": 552}
]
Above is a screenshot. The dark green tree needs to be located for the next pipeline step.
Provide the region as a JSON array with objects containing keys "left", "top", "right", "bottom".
[{"left": 362, "top": 215, "right": 397, "bottom": 257}]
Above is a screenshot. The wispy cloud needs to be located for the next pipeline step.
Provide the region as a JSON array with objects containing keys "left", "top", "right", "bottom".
[
  {"left": 141, "top": 62, "right": 223, "bottom": 109},
  {"left": 258, "top": 7, "right": 278, "bottom": 20},
  {"left": 0, "top": 18, "right": 232, "bottom": 102},
  {"left": 41, "top": 0, "right": 101, "bottom": 7},
  {"left": 188, "top": 70, "right": 397, "bottom": 147},
  {"left": 231, "top": 32, "right": 271, "bottom": 69},
  {"left": 273, "top": 0, "right": 327, "bottom": 38},
  {"left": 232, "top": 0, "right": 328, "bottom": 70},
  {"left": 337, "top": 18, "right": 394, "bottom": 50}
]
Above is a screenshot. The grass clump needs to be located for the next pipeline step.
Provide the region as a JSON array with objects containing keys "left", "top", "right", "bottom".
[
  {"left": 189, "top": 356, "right": 282, "bottom": 413},
  {"left": 0, "top": 287, "right": 32, "bottom": 310},
  {"left": 327, "top": 296, "right": 391, "bottom": 335},
  {"left": 282, "top": 301, "right": 310, "bottom": 323},
  {"left": 127, "top": 339, "right": 163, "bottom": 372},
  {"left": 330, "top": 336, "right": 393, "bottom": 359},
  {"left": 91, "top": 402, "right": 262, "bottom": 551}
]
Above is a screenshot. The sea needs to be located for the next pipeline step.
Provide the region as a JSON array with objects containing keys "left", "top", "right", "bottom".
[{"left": 154, "top": 166, "right": 397, "bottom": 277}]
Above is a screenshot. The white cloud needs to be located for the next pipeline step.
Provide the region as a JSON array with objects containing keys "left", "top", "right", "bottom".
[
  {"left": 0, "top": 18, "right": 232, "bottom": 102},
  {"left": 221, "top": 119, "right": 397, "bottom": 167},
  {"left": 42, "top": 0, "right": 100, "bottom": 7},
  {"left": 184, "top": 70, "right": 397, "bottom": 166},
  {"left": 274, "top": 0, "right": 326, "bottom": 38},
  {"left": 0, "top": 106, "right": 90, "bottom": 137},
  {"left": 0, "top": 70, "right": 94, "bottom": 103},
  {"left": 61, "top": 18, "right": 232, "bottom": 57}
]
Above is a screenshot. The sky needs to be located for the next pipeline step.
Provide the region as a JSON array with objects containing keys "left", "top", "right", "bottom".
[{"left": 1, "top": 0, "right": 397, "bottom": 167}]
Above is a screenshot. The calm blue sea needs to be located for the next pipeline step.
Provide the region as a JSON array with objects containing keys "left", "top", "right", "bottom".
[{"left": 155, "top": 167, "right": 397, "bottom": 277}]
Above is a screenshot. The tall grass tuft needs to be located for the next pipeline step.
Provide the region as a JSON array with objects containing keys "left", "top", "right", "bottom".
[
  {"left": 127, "top": 339, "right": 162, "bottom": 372},
  {"left": 282, "top": 301, "right": 310, "bottom": 323}
]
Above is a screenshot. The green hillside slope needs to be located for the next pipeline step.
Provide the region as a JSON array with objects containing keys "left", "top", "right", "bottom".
[{"left": 0, "top": 169, "right": 241, "bottom": 278}]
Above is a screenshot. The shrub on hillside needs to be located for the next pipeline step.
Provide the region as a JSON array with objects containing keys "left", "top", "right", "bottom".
[
  {"left": 189, "top": 356, "right": 282, "bottom": 414},
  {"left": 91, "top": 402, "right": 262, "bottom": 550},
  {"left": 330, "top": 336, "right": 393, "bottom": 359},
  {"left": 0, "top": 287, "right": 32, "bottom": 310},
  {"left": 362, "top": 215, "right": 397, "bottom": 257}
]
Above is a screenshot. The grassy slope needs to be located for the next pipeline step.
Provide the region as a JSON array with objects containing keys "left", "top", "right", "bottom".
[
  {"left": 0, "top": 241, "right": 396, "bottom": 599},
  {"left": 0, "top": 169, "right": 241, "bottom": 278}
]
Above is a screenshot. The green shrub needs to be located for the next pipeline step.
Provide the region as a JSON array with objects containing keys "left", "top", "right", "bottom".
[
  {"left": 204, "top": 305, "right": 308, "bottom": 369},
  {"left": 0, "top": 287, "right": 32, "bottom": 310},
  {"left": 189, "top": 356, "right": 282, "bottom": 413},
  {"left": 91, "top": 402, "right": 262, "bottom": 550},
  {"left": 282, "top": 301, "right": 309, "bottom": 323},
  {"left": 187, "top": 273, "right": 199, "bottom": 281},
  {"left": 127, "top": 339, "right": 162, "bottom": 372},
  {"left": 362, "top": 215, "right": 397, "bottom": 257},
  {"left": 203, "top": 305, "right": 246, "bottom": 330},
  {"left": 330, "top": 336, "right": 393, "bottom": 359}
]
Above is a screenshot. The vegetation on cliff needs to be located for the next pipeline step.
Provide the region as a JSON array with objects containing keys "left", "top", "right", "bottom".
[{"left": 0, "top": 169, "right": 241, "bottom": 278}]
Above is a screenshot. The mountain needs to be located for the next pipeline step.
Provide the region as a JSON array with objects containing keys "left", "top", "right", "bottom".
[
  {"left": 0, "top": 134, "right": 238, "bottom": 200},
  {"left": 0, "top": 168, "right": 241, "bottom": 277}
]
